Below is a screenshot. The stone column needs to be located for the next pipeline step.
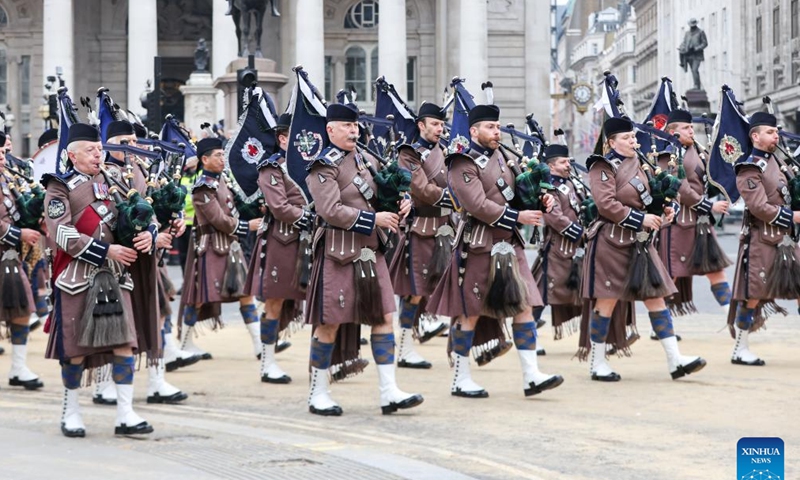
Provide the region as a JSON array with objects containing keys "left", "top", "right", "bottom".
[
  {"left": 525, "top": 1, "right": 550, "bottom": 136},
  {"left": 127, "top": 0, "right": 158, "bottom": 116},
  {"left": 213, "top": 0, "right": 239, "bottom": 121},
  {"left": 435, "top": 0, "right": 448, "bottom": 97},
  {"left": 42, "top": 0, "right": 74, "bottom": 93},
  {"left": 458, "top": 0, "right": 488, "bottom": 94},
  {"left": 379, "top": 0, "right": 407, "bottom": 98},
  {"left": 295, "top": 0, "right": 325, "bottom": 86}
]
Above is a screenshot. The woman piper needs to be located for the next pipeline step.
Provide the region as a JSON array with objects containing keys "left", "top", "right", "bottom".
[
  {"left": 243, "top": 113, "right": 309, "bottom": 384},
  {"left": 582, "top": 117, "right": 707, "bottom": 382}
]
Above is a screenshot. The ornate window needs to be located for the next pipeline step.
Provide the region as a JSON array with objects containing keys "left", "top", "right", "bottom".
[
  {"left": 344, "top": 45, "right": 379, "bottom": 103},
  {"left": 345, "top": 0, "right": 379, "bottom": 29}
]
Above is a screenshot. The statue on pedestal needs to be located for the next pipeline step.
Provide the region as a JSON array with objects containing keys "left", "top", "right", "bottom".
[
  {"left": 194, "top": 38, "right": 210, "bottom": 73},
  {"left": 226, "top": 0, "right": 281, "bottom": 58},
  {"left": 678, "top": 18, "right": 709, "bottom": 91}
]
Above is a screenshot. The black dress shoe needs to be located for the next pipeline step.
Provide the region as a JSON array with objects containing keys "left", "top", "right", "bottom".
[
  {"left": 61, "top": 424, "right": 86, "bottom": 438},
  {"left": 0, "top": 346, "right": 4, "bottom": 355},
  {"left": 475, "top": 342, "right": 513, "bottom": 366},
  {"left": 731, "top": 357, "right": 766, "bottom": 366},
  {"left": 451, "top": 388, "right": 489, "bottom": 398},
  {"left": 166, "top": 354, "right": 202, "bottom": 372},
  {"left": 418, "top": 323, "right": 448, "bottom": 344},
  {"left": 359, "top": 337, "right": 368, "bottom": 345},
  {"left": 9, "top": 377, "right": 44, "bottom": 390},
  {"left": 92, "top": 395, "right": 117, "bottom": 406},
  {"left": 651, "top": 333, "right": 681, "bottom": 341},
  {"left": 147, "top": 391, "right": 189, "bottom": 404},
  {"left": 524, "top": 375, "right": 564, "bottom": 396},
  {"left": 29, "top": 318, "right": 42, "bottom": 332},
  {"left": 591, "top": 372, "right": 622, "bottom": 382},
  {"left": 381, "top": 394, "right": 424, "bottom": 414},
  {"left": 397, "top": 359, "right": 432, "bottom": 369},
  {"left": 261, "top": 374, "right": 292, "bottom": 384},
  {"left": 309, "top": 405, "right": 343, "bottom": 416},
  {"left": 536, "top": 349, "right": 546, "bottom": 356},
  {"left": 114, "top": 421, "right": 154, "bottom": 435},
  {"left": 671, "top": 357, "right": 707, "bottom": 379},
  {"left": 535, "top": 318, "right": 547, "bottom": 330},
  {"left": 275, "top": 341, "right": 292, "bottom": 354}
]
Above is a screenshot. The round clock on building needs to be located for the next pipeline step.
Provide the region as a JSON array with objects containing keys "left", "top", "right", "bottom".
[{"left": 572, "top": 83, "right": 593, "bottom": 113}]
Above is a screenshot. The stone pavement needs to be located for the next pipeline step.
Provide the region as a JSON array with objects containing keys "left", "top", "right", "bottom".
[{"left": 1, "top": 257, "right": 799, "bottom": 479}]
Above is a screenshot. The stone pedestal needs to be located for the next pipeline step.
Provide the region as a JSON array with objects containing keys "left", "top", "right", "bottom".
[
  {"left": 179, "top": 72, "right": 219, "bottom": 134},
  {"left": 684, "top": 89, "right": 711, "bottom": 115},
  {"left": 213, "top": 58, "right": 289, "bottom": 134}
]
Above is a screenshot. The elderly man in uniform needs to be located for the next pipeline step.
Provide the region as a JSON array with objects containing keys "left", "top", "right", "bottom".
[
  {"left": 427, "top": 104, "right": 564, "bottom": 399},
  {"left": 389, "top": 102, "right": 452, "bottom": 369},
  {"left": 305, "top": 103, "right": 423, "bottom": 416},
  {"left": 44, "top": 123, "right": 155, "bottom": 437},
  {"left": 729, "top": 112, "right": 800, "bottom": 366},
  {"left": 178, "top": 137, "right": 262, "bottom": 359},
  {"left": 658, "top": 109, "right": 732, "bottom": 330},
  {"left": 0, "top": 129, "right": 44, "bottom": 390},
  {"left": 532, "top": 143, "right": 586, "bottom": 340},
  {"left": 244, "top": 113, "right": 306, "bottom": 384},
  {"left": 90, "top": 120, "right": 193, "bottom": 406}
]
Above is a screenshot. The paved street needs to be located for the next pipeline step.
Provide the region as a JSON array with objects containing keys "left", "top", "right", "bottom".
[{"left": 1, "top": 227, "right": 799, "bottom": 479}]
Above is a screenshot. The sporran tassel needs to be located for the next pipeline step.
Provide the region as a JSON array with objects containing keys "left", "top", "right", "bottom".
[
  {"left": 690, "top": 215, "right": 732, "bottom": 274},
  {"left": 0, "top": 251, "right": 30, "bottom": 319},
  {"left": 483, "top": 242, "right": 527, "bottom": 319},
  {"left": 766, "top": 236, "right": 800, "bottom": 298},
  {"left": 622, "top": 234, "right": 669, "bottom": 300},
  {"left": 292, "top": 232, "right": 313, "bottom": 292},
  {"left": 222, "top": 241, "right": 248, "bottom": 297},
  {"left": 427, "top": 225, "right": 454, "bottom": 290},
  {"left": 78, "top": 269, "right": 132, "bottom": 348},
  {"left": 352, "top": 248, "right": 383, "bottom": 326}
]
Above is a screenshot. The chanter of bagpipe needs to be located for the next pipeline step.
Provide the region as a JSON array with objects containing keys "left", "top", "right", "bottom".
[{"left": 3, "top": 166, "right": 46, "bottom": 231}]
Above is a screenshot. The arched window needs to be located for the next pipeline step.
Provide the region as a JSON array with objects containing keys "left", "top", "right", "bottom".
[
  {"left": 344, "top": 0, "right": 379, "bottom": 29},
  {"left": 0, "top": 6, "right": 8, "bottom": 29},
  {"left": 344, "top": 46, "right": 367, "bottom": 101}
]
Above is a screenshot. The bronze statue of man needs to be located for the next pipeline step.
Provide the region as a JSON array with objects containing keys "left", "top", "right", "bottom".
[
  {"left": 679, "top": 18, "right": 709, "bottom": 90},
  {"left": 227, "top": 0, "right": 281, "bottom": 58}
]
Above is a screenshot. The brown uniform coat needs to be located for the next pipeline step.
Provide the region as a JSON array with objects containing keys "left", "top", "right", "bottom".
[
  {"left": 427, "top": 143, "right": 542, "bottom": 318},
  {"left": 305, "top": 146, "right": 396, "bottom": 325},
  {"left": 180, "top": 171, "right": 249, "bottom": 310},
  {"left": 245, "top": 150, "right": 308, "bottom": 301},
  {"left": 732, "top": 151, "right": 800, "bottom": 300},
  {"left": 43, "top": 171, "right": 137, "bottom": 365},
  {"left": 582, "top": 153, "right": 677, "bottom": 301},
  {"left": 0, "top": 175, "right": 35, "bottom": 323},
  {"left": 533, "top": 175, "right": 585, "bottom": 306},
  {"left": 389, "top": 140, "right": 454, "bottom": 296},
  {"left": 658, "top": 145, "right": 727, "bottom": 277}
]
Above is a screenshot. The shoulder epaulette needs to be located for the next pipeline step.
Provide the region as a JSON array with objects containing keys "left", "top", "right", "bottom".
[
  {"left": 257, "top": 152, "right": 282, "bottom": 170},
  {"left": 192, "top": 174, "right": 220, "bottom": 192},
  {"left": 444, "top": 150, "right": 472, "bottom": 168},
  {"left": 306, "top": 146, "right": 345, "bottom": 171},
  {"left": 41, "top": 170, "right": 88, "bottom": 190},
  {"left": 586, "top": 153, "right": 619, "bottom": 172},
  {"left": 734, "top": 155, "right": 768, "bottom": 173}
]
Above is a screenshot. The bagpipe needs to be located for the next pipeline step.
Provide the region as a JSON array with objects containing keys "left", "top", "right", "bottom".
[
  {"left": 97, "top": 159, "right": 155, "bottom": 249},
  {"left": 762, "top": 97, "right": 800, "bottom": 212},
  {"left": 553, "top": 128, "right": 596, "bottom": 228},
  {"left": 634, "top": 124, "right": 683, "bottom": 217},
  {"left": 358, "top": 79, "right": 414, "bottom": 214},
  {"left": 2, "top": 166, "right": 46, "bottom": 232}
]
